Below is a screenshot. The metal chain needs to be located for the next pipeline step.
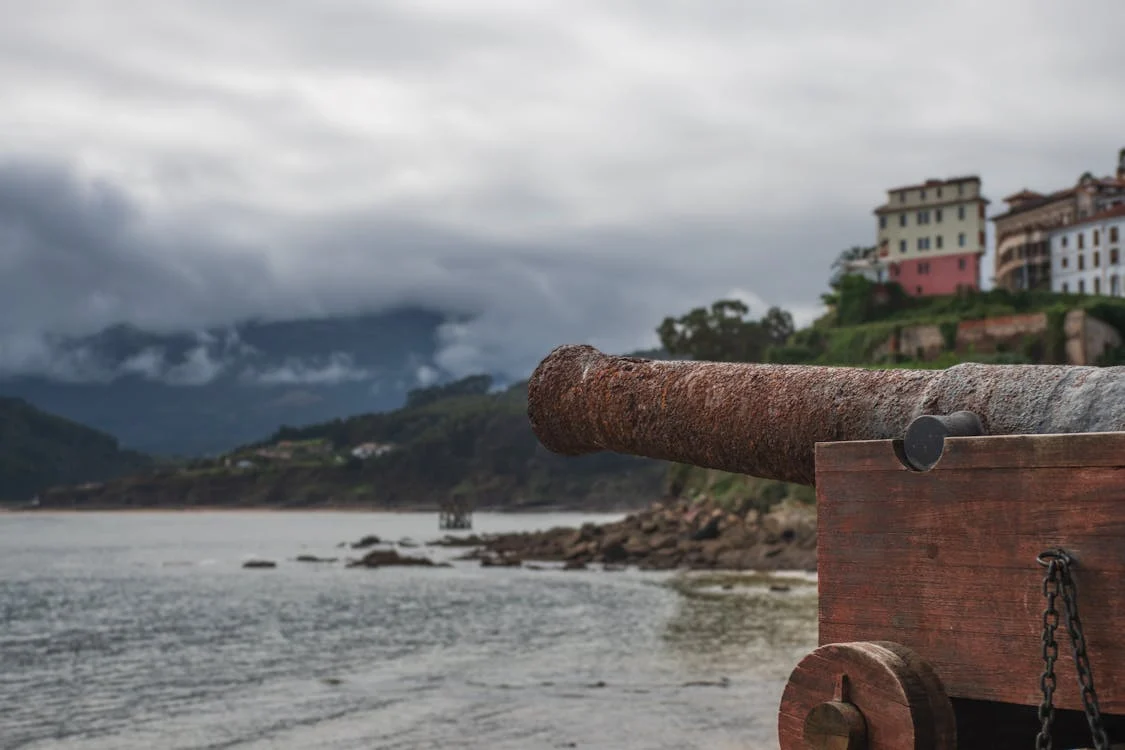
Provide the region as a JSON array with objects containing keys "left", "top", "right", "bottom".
[{"left": 1035, "top": 549, "right": 1110, "bottom": 750}]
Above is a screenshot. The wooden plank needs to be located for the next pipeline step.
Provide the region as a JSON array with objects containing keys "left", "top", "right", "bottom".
[
  {"left": 818, "top": 532, "right": 1125, "bottom": 570},
  {"left": 819, "top": 469, "right": 1125, "bottom": 537},
  {"left": 815, "top": 431, "right": 1125, "bottom": 474},
  {"left": 815, "top": 435, "right": 1125, "bottom": 714}
]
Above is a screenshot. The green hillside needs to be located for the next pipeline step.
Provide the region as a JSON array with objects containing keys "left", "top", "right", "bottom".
[
  {"left": 36, "top": 377, "right": 666, "bottom": 510},
  {"left": 0, "top": 397, "right": 153, "bottom": 503}
]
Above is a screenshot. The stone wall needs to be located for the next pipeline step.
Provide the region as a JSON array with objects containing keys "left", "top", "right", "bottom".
[
  {"left": 955, "top": 313, "right": 1048, "bottom": 356},
  {"left": 878, "top": 309, "right": 1121, "bottom": 365},
  {"left": 1065, "top": 309, "right": 1123, "bottom": 365},
  {"left": 897, "top": 324, "right": 945, "bottom": 360}
]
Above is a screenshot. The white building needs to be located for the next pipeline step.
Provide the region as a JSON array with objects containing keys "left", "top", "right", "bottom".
[
  {"left": 351, "top": 442, "right": 394, "bottom": 460},
  {"left": 1050, "top": 205, "right": 1125, "bottom": 297}
]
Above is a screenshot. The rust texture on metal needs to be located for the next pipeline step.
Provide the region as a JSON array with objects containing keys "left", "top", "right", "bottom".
[{"left": 526, "top": 344, "right": 1125, "bottom": 486}]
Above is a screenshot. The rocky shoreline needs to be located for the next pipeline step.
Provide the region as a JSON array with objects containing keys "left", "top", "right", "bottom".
[
  {"left": 230, "top": 498, "right": 817, "bottom": 572},
  {"left": 434, "top": 498, "right": 817, "bottom": 572}
]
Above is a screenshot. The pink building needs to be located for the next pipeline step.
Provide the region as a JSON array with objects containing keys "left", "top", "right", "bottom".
[
  {"left": 874, "top": 175, "right": 989, "bottom": 296},
  {"left": 887, "top": 252, "right": 982, "bottom": 296}
]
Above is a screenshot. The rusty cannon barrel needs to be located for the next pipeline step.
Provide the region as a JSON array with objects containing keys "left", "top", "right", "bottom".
[{"left": 527, "top": 344, "right": 1125, "bottom": 486}]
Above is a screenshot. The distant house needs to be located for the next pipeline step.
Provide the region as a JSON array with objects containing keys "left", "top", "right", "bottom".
[
  {"left": 255, "top": 447, "right": 293, "bottom": 460},
  {"left": 351, "top": 442, "right": 394, "bottom": 460},
  {"left": 235, "top": 460, "right": 256, "bottom": 470},
  {"left": 874, "top": 175, "right": 989, "bottom": 296}
]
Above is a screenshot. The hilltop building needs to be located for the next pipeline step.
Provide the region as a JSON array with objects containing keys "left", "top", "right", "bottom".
[
  {"left": 1049, "top": 205, "right": 1125, "bottom": 297},
  {"left": 992, "top": 149, "right": 1125, "bottom": 292},
  {"left": 873, "top": 176, "right": 989, "bottom": 296}
]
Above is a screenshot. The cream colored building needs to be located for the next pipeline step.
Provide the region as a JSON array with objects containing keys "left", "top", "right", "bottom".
[{"left": 873, "top": 176, "right": 989, "bottom": 296}]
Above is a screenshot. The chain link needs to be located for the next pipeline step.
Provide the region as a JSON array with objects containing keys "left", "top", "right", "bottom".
[{"left": 1036, "top": 549, "right": 1110, "bottom": 750}]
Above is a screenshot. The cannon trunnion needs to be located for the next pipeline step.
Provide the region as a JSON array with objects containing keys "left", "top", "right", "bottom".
[{"left": 526, "top": 345, "right": 1125, "bottom": 749}]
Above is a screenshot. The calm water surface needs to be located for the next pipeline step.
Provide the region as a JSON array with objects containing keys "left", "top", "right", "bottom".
[{"left": 0, "top": 512, "right": 817, "bottom": 750}]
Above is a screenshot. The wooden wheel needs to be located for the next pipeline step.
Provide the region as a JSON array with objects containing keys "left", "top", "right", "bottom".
[{"left": 778, "top": 641, "right": 956, "bottom": 750}]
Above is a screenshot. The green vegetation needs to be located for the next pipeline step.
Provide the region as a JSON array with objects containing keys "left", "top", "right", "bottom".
[
  {"left": 0, "top": 397, "right": 153, "bottom": 502},
  {"left": 37, "top": 375, "right": 665, "bottom": 510},
  {"left": 657, "top": 299, "right": 793, "bottom": 363},
  {"left": 666, "top": 463, "right": 815, "bottom": 516}
]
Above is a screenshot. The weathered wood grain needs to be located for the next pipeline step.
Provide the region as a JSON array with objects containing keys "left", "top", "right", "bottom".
[
  {"left": 816, "top": 431, "right": 1125, "bottom": 473},
  {"left": 815, "top": 433, "right": 1125, "bottom": 717},
  {"left": 778, "top": 641, "right": 956, "bottom": 750}
]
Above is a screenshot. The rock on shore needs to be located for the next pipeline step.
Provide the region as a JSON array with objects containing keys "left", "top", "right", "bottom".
[
  {"left": 346, "top": 548, "right": 450, "bottom": 568},
  {"left": 457, "top": 499, "right": 816, "bottom": 571}
]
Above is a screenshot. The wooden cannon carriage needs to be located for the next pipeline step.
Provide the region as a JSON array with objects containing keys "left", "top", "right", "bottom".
[{"left": 526, "top": 344, "right": 1125, "bottom": 750}]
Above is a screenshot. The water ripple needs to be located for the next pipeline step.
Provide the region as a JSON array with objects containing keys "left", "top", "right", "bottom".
[{"left": 0, "top": 512, "right": 815, "bottom": 750}]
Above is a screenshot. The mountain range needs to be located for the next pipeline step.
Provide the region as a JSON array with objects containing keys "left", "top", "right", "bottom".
[{"left": 0, "top": 309, "right": 464, "bottom": 457}]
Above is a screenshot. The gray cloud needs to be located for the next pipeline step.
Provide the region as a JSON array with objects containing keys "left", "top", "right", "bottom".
[{"left": 2, "top": 1, "right": 1125, "bottom": 382}]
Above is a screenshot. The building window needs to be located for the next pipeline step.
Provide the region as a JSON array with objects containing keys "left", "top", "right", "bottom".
[
  {"left": 1114, "top": 276, "right": 1121, "bottom": 296},
  {"left": 958, "top": 258, "right": 966, "bottom": 270},
  {"left": 1062, "top": 257, "right": 1069, "bottom": 268},
  {"left": 1061, "top": 236, "right": 1069, "bottom": 248},
  {"left": 1079, "top": 279, "right": 1086, "bottom": 294},
  {"left": 1078, "top": 233, "right": 1085, "bottom": 249},
  {"left": 979, "top": 203, "right": 985, "bottom": 218},
  {"left": 1079, "top": 255, "right": 1085, "bottom": 270},
  {"left": 1095, "top": 230, "right": 1101, "bottom": 246},
  {"left": 1112, "top": 249, "right": 1120, "bottom": 264},
  {"left": 935, "top": 208, "right": 943, "bottom": 222},
  {"left": 1095, "top": 277, "right": 1101, "bottom": 295},
  {"left": 900, "top": 214, "right": 907, "bottom": 227},
  {"left": 958, "top": 206, "right": 966, "bottom": 220},
  {"left": 937, "top": 187, "right": 943, "bottom": 199},
  {"left": 958, "top": 232, "right": 966, "bottom": 247},
  {"left": 1063, "top": 282, "right": 1069, "bottom": 293},
  {"left": 1095, "top": 251, "right": 1101, "bottom": 268},
  {"left": 899, "top": 239, "right": 907, "bottom": 253},
  {"left": 879, "top": 216, "right": 887, "bottom": 229},
  {"left": 920, "top": 189, "right": 926, "bottom": 200},
  {"left": 979, "top": 230, "right": 985, "bottom": 246},
  {"left": 1112, "top": 227, "right": 1120, "bottom": 243},
  {"left": 900, "top": 191, "right": 907, "bottom": 203},
  {"left": 918, "top": 261, "right": 930, "bottom": 274},
  {"left": 916, "top": 285, "right": 923, "bottom": 294},
  {"left": 936, "top": 235, "right": 943, "bottom": 249},
  {"left": 958, "top": 184, "right": 964, "bottom": 196}
]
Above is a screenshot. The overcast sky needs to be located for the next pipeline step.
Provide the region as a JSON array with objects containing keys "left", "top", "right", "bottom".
[{"left": 3, "top": 0, "right": 1125, "bottom": 381}]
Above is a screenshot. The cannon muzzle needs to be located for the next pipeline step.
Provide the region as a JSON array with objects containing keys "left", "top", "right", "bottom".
[{"left": 527, "top": 344, "right": 1125, "bottom": 486}]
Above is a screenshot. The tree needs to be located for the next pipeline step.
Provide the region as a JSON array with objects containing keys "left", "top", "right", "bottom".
[
  {"left": 829, "top": 245, "right": 877, "bottom": 288},
  {"left": 761, "top": 306, "right": 795, "bottom": 345},
  {"left": 657, "top": 299, "right": 783, "bottom": 363}
]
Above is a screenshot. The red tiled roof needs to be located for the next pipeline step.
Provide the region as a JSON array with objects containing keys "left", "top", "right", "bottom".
[
  {"left": 990, "top": 187, "right": 1076, "bottom": 221},
  {"left": 1003, "top": 189, "right": 1043, "bottom": 202}
]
